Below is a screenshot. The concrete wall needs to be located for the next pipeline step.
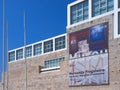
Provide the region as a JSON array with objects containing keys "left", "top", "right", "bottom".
[{"left": 0, "top": 14, "right": 120, "bottom": 90}]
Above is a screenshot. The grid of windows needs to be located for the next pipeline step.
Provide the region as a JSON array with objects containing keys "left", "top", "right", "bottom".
[
  {"left": 26, "top": 46, "right": 32, "bottom": 58},
  {"left": 69, "top": 0, "right": 120, "bottom": 38},
  {"left": 9, "top": 51, "right": 15, "bottom": 62},
  {"left": 16, "top": 49, "right": 23, "bottom": 60},
  {"left": 45, "top": 57, "right": 65, "bottom": 68},
  {"left": 92, "top": 0, "right": 114, "bottom": 17},
  {"left": 34, "top": 43, "right": 42, "bottom": 56},
  {"left": 118, "top": 12, "right": 120, "bottom": 34},
  {"left": 71, "top": 0, "right": 88, "bottom": 24},
  {"left": 44, "top": 40, "right": 53, "bottom": 53},
  {"left": 55, "top": 36, "right": 66, "bottom": 50},
  {"left": 8, "top": 35, "right": 66, "bottom": 62}
]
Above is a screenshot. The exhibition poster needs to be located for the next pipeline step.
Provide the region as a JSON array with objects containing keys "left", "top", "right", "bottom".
[{"left": 69, "top": 22, "right": 109, "bottom": 86}]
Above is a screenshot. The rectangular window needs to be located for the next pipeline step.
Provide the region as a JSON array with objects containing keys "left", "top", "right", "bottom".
[
  {"left": 26, "top": 46, "right": 32, "bottom": 58},
  {"left": 16, "top": 49, "right": 23, "bottom": 60},
  {"left": 9, "top": 51, "right": 15, "bottom": 62},
  {"left": 45, "top": 57, "right": 65, "bottom": 68},
  {"left": 119, "top": 0, "right": 120, "bottom": 8},
  {"left": 34, "top": 43, "right": 42, "bottom": 56},
  {"left": 71, "top": 0, "right": 88, "bottom": 24},
  {"left": 118, "top": 12, "right": 120, "bottom": 34},
  {"left": 92, "top": 0, "right": 114, "bottom": 17},
  {"left": 44, "top": 40, "right": 53, "bottom": 53},
  {"left": 55, "top": 36, "right": 66, "bottom": 50}
]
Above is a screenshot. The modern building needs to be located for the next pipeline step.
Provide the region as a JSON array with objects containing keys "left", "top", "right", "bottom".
[{"left": 0, "top": 0, "right": 120, "bottom": 90}]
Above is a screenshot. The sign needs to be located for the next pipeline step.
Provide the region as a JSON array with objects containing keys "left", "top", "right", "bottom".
[{"left": 69, "top": 22, "right": 109, "bottom": 86}]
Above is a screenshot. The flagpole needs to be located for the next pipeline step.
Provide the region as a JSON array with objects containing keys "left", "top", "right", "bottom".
[
  {"left": 6, "top": 21, "right": 9, "bottom": 90},
  {"left": 24, "top": 12, "right": 27, "bottom": 90},
  {"left": 2, "top": 0, "right": 5, "bottom": 89}
]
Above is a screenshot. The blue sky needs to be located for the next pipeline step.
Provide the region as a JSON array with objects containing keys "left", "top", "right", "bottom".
[{"left": 0, "top": 0, "right": 75, "bottom": 81}]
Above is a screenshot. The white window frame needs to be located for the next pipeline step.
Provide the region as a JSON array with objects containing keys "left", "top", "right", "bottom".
[
  {"left": 34, "top": 43, "right": 42, "bottom": 56},
  {"left": 26, "top": 46, "right": 32, "bottom": 58},
  {"left": 69, "top": 0, "right": 89, "bottom": 24},
  {"left": 16, "top": 49, "right": 23, "bottom": 60},
  {"left": 55, "top": 36, "right": 66, "bottom": 50},
  {"left": 41, "top": 57, "right": 65, "bottom": 72},
  {"left": 44, "top": 39, "right": 53, "bottom": 53},
  {"left": 9, "top": 51, "right": 15, "bottom": 62}
]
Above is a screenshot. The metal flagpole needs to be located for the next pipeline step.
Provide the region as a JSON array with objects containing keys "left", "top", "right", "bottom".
[
  {"left": 24, "top": 12, "right": 27, "bottom": 90},
  {"left": 6, "top": 21, "right": 9, "bottom": 90},
  {"left": 2, "top": 0, "right": 5, "bottom": 89}
]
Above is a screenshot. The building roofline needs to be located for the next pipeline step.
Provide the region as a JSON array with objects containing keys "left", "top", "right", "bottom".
[{"left": 8, "top": 33, "right": 67, "bottom": 52}]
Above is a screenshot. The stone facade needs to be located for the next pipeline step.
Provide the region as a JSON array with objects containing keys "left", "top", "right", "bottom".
[{"left": 0, "top": 14, "right": 120, "bottom": 90}]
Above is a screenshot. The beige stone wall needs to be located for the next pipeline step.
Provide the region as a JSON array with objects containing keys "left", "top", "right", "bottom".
[
  {"left": 0, "top": 50, "right": 68, "bottom": 90},
  {"left": 0, "top": 14, "right": 120, "bottom": 90}
]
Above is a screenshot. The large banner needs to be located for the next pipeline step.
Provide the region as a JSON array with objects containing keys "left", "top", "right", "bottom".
[{"left": 69, "top": 22, "right": 109, "bottom": 86}]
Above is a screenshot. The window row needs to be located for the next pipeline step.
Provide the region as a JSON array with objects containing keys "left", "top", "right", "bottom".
[
  {"left": 44, "top": 57, "right": 65, "bottom": 68},
  {"left": 70, "top": 0, "right": 115, "bottom": 24},
  {"left": 9, "top": 35, "right": 66, "bottom": 62}
]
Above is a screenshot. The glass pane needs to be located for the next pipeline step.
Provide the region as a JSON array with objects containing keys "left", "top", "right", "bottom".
[
  {"left": 44, "top": 57, "right": 65, "bottom": 68},
  {"left": 71, "top": 5, "right": 77, "bottom": 12},
  {"left": 92, "top": 0, "right": 100, "bottom": 17},
  {"left": 16, "top": 49, "right": 23, "bottom": 60},
  {"left": 101, "top": 7, "right": 107, "bottom": 14},
  {"left": 71, "top": 0, "right": 88, "bottom": 24},
  {"left": 118, "top": 0, "right": 120, "bottom": 8},
  {"left": 92, "top": 0, "right": 113, "bottom": 17},
  {"left": 83, "top": 0, "right": 88, "bottom": 7},
  {"left": 34, "top": 43, "right": 42, "bottom": 56},
  {"left": 107, "top": 0, "right": 114, "bottom": 11},
  {"left": 9, "top": 51, "right": 15, "bottom": 61},
  {"left": 44, "top": 40, "right": 53, "bottom": 53},
  {"left": 100, "top": 0, "right": 106, "bottom": 7},
  {"left": 77, "top": 4, "right": 82, "bottom": 9},
  {"left": 26, "top": 46, "right": 32, "bottom": 58},
  {"left": 118, "top": 13, "right": 120, "bottom": 34},
  {"left": 55, "top": 36, "right": 65, "bottom": 50}
]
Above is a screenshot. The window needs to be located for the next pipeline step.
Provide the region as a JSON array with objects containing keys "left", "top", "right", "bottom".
[
  {"left": 44, "top": 57, "right": 65, "bottom": 68},
  {"left": 44, "top": 40, "right": 53, "bottom": 53},
  {"left": 92, "top": 0, "right": 114, "bottom": 17},
  {"left": 26, "top": 46, "right": 32, "bottom": 58},
  {"left": 119, "top": 0, "right": 120, "bottom": 8},
  {"left": 55, "top": 36, "right": 66, "bottom": 50},
  {"left": 34, "top": 43, "right": 42, "bottom": 56},
  {"left": 71, "top": 0, "right": 88, "bottom": 24},
  {"left": 9, "top": 51, "right": 15, "bottom": 62},
  {"left": 118, "top": 12, "right": 120, "bottom": 34},
  {"left": 16, "top": 49, "right": 23, "bottom": 60}
]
